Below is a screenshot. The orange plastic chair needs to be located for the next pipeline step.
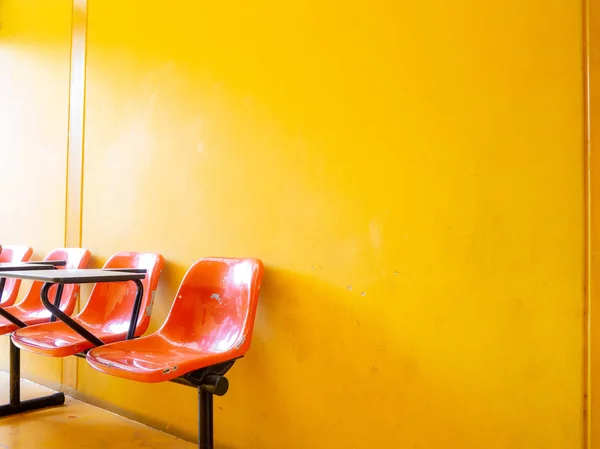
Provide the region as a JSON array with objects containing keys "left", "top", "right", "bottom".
[
  {"left": 87, "top": 257, "right": 264, "bottom": 381},
  {"left": 0, "top": 248, "right": 91, "bottom": 335},
  {"left": 0, "top": 245, "right": 33, "bottom": 306},
  {"left": 86, "top": 258, "right": 264, "bottom": 449},
  {"left": 11, "top": 252, "right": 164, "bottom": 357}
]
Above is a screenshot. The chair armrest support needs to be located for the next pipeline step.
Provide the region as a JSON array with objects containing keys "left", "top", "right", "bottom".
[
  {"left": 127, "top": 279, "right": 144, "bottom": 340},
  {"left": 40, "top": 282, "right": 105, "bottom": 347},
  {"left": 0, "top": 278, "right": 26, "bottom": 328}
]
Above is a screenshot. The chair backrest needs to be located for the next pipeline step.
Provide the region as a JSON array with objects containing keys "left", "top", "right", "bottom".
[
  {"left": 18, "top": 248, "right": 91, "bottom": 315},
  {"left": 158, "top": 258, "right": 264, "bottom": 358},
  {"left": 78, "top": 252, "right": 164, "bottom": 336},
  {"left": 0, "top": 245, "right": 33, "bottom": 305}
]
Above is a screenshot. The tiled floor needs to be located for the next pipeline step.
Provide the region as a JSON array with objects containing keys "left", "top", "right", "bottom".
[{"left": 0, "top": 372, "right": 194, "bottom": 449}]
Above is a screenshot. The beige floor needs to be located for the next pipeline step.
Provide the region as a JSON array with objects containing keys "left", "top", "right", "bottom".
[{"left": 0, "top": 372, "right": 194, "bottom": 448}]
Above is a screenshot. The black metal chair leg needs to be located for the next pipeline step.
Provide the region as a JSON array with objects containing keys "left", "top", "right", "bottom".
[
  {"left": 10, "top": 340, "right": 20, "bottom": 406},
  {"left": 0, "top": 393, "right": 66, "bottom": 417},
  {"left": 0, "top": 339, "right": 65, "bottom": 417},
  {"left": 199, "top": 387, "right": 214, "bottom": 449}
]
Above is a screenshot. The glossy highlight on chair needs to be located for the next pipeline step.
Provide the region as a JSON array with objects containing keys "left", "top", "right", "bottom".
[{"left": 0, "top": 245, "right": 33, "bottom": 306}]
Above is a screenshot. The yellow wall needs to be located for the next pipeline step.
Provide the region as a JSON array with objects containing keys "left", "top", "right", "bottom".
[
  {"left": 0, "top": 0, "right": 72, "bottom": 383},
  {"left": 588, "top": 0, "right": 600, "bottom": 446},
  {"left": 0, "top": 0, "right": 586, "bottom": 448}
]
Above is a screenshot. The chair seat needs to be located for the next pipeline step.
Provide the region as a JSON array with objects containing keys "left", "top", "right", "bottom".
[
  {"left": 86, "top": 334, "right": 231, "bottom": 383},
  {"left": 11, "top": 320, "right": 133, "bottom": 357}
]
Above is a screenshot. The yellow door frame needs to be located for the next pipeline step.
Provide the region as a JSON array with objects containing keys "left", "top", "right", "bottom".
[{"left": 62, "top": 0, "right": 88, "bottom": 390}]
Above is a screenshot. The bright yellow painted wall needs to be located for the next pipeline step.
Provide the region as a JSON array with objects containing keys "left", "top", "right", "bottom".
[
  {"left": 76, "top": 0, "right": 585, "bottom": 447},
  {"left": 588, "top": 0, "right": 600, "bottom": 446},
  {"left": 0, "top": 0, "right": 72, "bottom": 383},
  {"left": 0, "top": 0, "right": 587, "bottom": 447}
]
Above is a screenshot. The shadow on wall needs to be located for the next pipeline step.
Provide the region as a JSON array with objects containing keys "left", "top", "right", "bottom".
[
  {"left": 74, "top": 260, "right": 520, "bottom": 448},
  {"left": 208, "top": 266, "right": 502, "bottom": 449}
]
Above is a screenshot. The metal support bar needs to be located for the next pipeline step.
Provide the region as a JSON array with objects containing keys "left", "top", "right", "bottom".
[
  {"left": 127, "top": 279, "right": 144, "bottom": 340},
  {"left": 10, "top": 340, "right": 19, "bottom": 406},
  {"left": 24, "top": 260, "right": 67, "bottom": 267},
  {"left": 199, "top": 387, "right": 214, "bottom": 449},
  {"left": 0, "top": 276, "right": 26, "bottom": 327},
  {"left": 49, "top": 283, "right": 64, "bottom": 322},
  {"left": 103, "top": 268, "right": 147, "bottom": 274},
  {"left": 40, "top": 282, "right": 104, "bottom": 347},
  {"left": 0, "top": 306, "right": 26, "bottom": 328},
  {"left": 0, "top": 393, "right": 65, "bottom": 417},
  {"left": 173, "top": 365, "right": 235, "bottom": 449},
  {"left": 201, "top": 374, "right": 229, "bottom": 396},
  {"left": 0, "top": 339, "right": 65, "bottom": 417}
]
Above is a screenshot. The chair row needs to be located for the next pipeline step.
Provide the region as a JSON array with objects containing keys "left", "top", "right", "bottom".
[{"left": 0, "top": 245, "right": 264, "bottom": 449}]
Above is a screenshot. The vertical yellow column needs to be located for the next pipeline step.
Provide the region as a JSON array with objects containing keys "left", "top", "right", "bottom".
[
  {"left": 585, "top": 0, "right": 591, "bottom": 443},
  {"left": 588, "top": 0, "right": 600, "bottom": 447},
  {"left": 62, "top": 0, "right": 88, "bottom": 390}
]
